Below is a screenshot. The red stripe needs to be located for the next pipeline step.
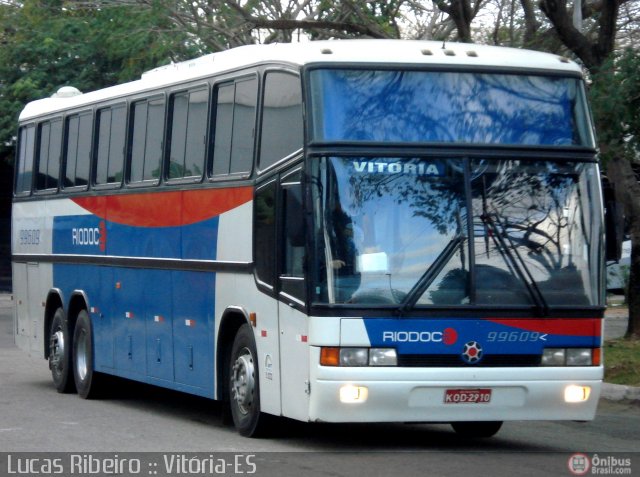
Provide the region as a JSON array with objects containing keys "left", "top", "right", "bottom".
[
  {"left": 72, "top": 187, "right": 253, "bottom": 227},
  {"left": 487, "top": 318, "right": 601, "bottom": 337}
]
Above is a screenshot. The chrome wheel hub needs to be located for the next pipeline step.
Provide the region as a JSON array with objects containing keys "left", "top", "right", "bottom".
[
  {"left": 231, "top": 348, "right": 255, "bottom": 415},
  {"left": 50, "top": 330, "right": 65, "bottom": 371}
]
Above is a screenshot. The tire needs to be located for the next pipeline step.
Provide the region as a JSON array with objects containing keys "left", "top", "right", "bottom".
[
  {"left": 48, "top": 308, "right": 75, "bottom": 393},
  {"left": 451, "top": 421, "right": 503, "bottom": 438},
  {"left": 72, "top": 309, "right": 102, "bottom": 399},
  {"left": 229, "top": 324, "right": 268, "bottom": 437}
]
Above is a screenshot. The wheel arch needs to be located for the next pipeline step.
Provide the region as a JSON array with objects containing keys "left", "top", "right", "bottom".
[
  {"left": 216, "top": 307, "right": 251, "bottom": 401},
  {"left": 43, "top": 289, "right": 65, "bottom": 359},
  {"left": 65, "top": 291, "right": 91, "bottom": 353}
]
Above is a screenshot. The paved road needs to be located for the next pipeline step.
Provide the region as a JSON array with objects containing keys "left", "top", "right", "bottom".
[{"left": 0, "top": 294, "right": 638, "bottom": 477}]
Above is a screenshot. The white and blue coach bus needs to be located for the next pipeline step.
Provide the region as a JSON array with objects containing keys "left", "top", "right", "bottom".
[{"left": 12, "top": 40, "right": 605, "bottom": 438}]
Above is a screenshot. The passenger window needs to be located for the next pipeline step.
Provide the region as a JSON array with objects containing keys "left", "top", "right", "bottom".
[
  {"left": 212, "top": 77, "right": 257, "bottom": 178},
  {"left": 64, "top": 111, "right": 92, "bottom": 188},
  {"left": 36, "top": 118, "right": 62, "bottom": 191},
  {"left": 280, "top": 169, "right": 305, "bottom": 302},
  {"left": 95, "top": 104, "right": 126, "bottom": 185},
  {"left": 16, "top": 125, "right": 36, "bottom": 195},
  {"left": 168, "top": 88, "right": 208, "bottom": 180},
  {"left": 260, "top": 72, "right": 303, "bottom": 171},
  {"left": 254, "top": 180, "right": 277, "bottom": 289},
  {"left": 130, "top": 97, "right": 165, "bottom": 183}
]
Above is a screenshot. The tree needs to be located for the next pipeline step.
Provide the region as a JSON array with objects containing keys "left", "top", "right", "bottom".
[
  {"left": 0, "top": 0, "right": 202, "bottom": 165},
  {"left": 590, "top": 49, "right": 640, "bottom": 338}
]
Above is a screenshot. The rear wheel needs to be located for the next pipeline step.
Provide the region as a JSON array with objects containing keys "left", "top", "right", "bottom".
[
  {"left": 451, "top": 421, "right": 503, "bottom": 438},
  {"left": 72, "top": 309, "right": 103, "bottom": 399},
  {"left": 229, "top": 324, "right": 268, "bottom": 437},
  {"left": 49, "top": 308, "right": 75, "bottom": 393}
]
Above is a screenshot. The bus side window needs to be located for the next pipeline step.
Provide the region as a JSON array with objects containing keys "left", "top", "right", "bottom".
[
  {"left": 167, "top": 87, "right": 208, "bottom": 181},
  {"left": 211, "top": 77, "right": 257, "bottom": 179},
  {"left": 15, "top": 125, "right": 36, "bottom": 195},
  {"left": 280, "top": 169, "right": 305, "bottom": 302},
  {"left": 95, "top": 104, "right": 126, "bottom": 186},
  {"left": 259, "top": 72, "right": 303, "bottom": 171},
  {"left": 36, "top": 118, "right": 62, "bottom": 191},
  {"left": 64, "top": 111, "right": 91, "bottom": 189},
  {"left": 129, "top": 96, "right": 165, "bottom": 184},
  {"left": 254, "top": 180, "right": 277, "bottom": 291}
]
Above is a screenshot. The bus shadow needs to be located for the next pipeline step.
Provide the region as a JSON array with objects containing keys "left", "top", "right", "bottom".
[{"left": 90, "top": 375, "right": 563, "bottom": 452}]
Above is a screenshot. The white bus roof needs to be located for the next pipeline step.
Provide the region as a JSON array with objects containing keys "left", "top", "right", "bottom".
[{"left": 19, "top": 39, "right": 582, "bottom": 121}]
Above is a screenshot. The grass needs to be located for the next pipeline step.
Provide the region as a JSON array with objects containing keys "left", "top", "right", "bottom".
[{"left": 604, "top": 338, "right": 640, "bottom": 387}]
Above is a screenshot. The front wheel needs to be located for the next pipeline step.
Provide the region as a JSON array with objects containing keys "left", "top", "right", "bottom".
[
  {"left": 451, "top": 421, "right": 503, "bottom": 438},
  {"left": 49, "top": 308, "right": 75, "bottom": 393},
  {"left": 72, "top": 310, "right": 103, "bottom": 399},
  {"left": 229, "top": 324, "right": 268, "bottom": 437}
]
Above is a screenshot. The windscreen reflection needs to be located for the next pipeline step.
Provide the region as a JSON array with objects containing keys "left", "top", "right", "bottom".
[
  {"left": 311, "top": 157, "right": 602, "bottom": 308},
  {"left": 310, "top": 69, "right": 594, "bottom": 147}
]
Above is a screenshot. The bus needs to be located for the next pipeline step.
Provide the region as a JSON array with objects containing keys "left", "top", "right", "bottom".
[{"left": 12, "top": 40, "right": 605, "bottom": 438}]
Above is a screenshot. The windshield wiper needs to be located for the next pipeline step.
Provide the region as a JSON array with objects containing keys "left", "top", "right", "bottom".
[
  {"left": 481, "top": 211, "right": 550, "bottom": 317},
  {"left": 397, "top": 235, "right": 465, "bottom": 315}
]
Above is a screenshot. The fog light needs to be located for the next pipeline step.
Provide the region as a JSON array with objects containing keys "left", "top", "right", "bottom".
[
  {"left": 565, "top": 385, "right": 591, "bottom": 403},
  {"left": 340, "top": 385, "right": 369, "bottom": 403}
]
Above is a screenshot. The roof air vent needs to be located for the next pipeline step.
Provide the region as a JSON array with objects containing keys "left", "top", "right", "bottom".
[{"left": 51, "top": 86, "right": 82, "bottom": 98}]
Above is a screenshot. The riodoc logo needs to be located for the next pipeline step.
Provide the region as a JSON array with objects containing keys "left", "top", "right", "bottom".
[
  {"left": 382, "top": 327, "right": 458, "bottom": 345},
  {"left": 71, "top": 220, "right": 107, "bottom": 252}
]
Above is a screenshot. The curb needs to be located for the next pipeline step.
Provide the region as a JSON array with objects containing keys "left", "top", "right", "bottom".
[{"left": 601, "top": 383, "right": 640, "bottom": 402}]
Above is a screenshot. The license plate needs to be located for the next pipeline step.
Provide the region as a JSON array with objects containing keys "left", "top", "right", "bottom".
[{"left": 444, "top": 388, "right": 492, "bottom": 404}]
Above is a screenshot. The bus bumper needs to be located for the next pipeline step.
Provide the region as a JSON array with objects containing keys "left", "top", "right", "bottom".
[{"left": 308, "top": 351, "right": 602, "bottom": 423}]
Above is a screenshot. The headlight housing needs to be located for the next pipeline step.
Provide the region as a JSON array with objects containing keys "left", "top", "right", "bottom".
[
  {"left": 542, "top": 348, "right": 599, "bottom": 366},
  {"left": 320, "top": 347, "right": 397, "bottom": 366}
]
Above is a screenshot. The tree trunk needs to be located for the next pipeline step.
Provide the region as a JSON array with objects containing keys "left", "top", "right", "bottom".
[
  {"left": 628, "top": 232, "right": 640, "bottom": 338},
  {"left": 605, "top": 155, "right": 640, "bottom": 338}
]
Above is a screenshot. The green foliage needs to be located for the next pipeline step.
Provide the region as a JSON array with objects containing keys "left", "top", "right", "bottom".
[
  {"left": 604, "top": 337, "right": 640, "bottom": 386},
  {"left": 589, "top": 48, "right": 640, "bottom": 167},
  {"left": 0, "top": 0, "right": 204, "bottom": 165}
]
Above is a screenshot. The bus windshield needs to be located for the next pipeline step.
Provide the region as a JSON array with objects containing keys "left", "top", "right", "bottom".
[
  {"left": 309, "top": 69, "right": 594, "bottom": 147},
  {"left": 310, "top": 157, "right": 602, "bottom": 308}
]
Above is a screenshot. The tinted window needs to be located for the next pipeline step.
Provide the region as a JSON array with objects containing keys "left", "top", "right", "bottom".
[
  {"left": 168, "top": 88, "right": 208, "bottom": 180},
  {"left": 130, "top": 97, "right": 165, "bottom": 183},
  {"left": 260, "top": 72, "right": 303, "bottom": 170},
  {"left": 212, "top": 84, "right": 234, "bottom": 176},
  {"left": 36, "top": 118, "right": 62, "bottom": 190},
  {"left": 95, "top": 105, "right": 126, "bottom": 185},
  {"left": 212, "top": 77, "right": 257, "bottom": 177},
  {"left": 310, "top": 69, "right": 593, "bottom": 147},
  {"left": 280, "top": 169, "right": 305, "bottom": 301},
  {"left": 16, "top": 125, "right": 36, "bottom": 194},
  {"left": 254, "top": 180, "right": 277, "bottom": 288},
  {"left": 230, "top": 79, "right": 257, "bottom": 174},
  {"left": 64, "top": 111, "right": 92, "bottom": 188}
]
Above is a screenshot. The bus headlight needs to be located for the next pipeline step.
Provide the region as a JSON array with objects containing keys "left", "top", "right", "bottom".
[
  {"left": 320, "top": 347, "right": 397, "bottom": 366},
  {"left": 566, "top": 349, "right": 593, "bottom": 366},
  {"left": 369, "top": 348, "right": 397, "bottom": 366},
  {"left": 542, "top": 348, "right": 596, "bottom": 366},
  {"left": 340, "top": 348, "right": 369, "bottom": 366}
]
